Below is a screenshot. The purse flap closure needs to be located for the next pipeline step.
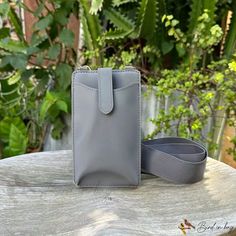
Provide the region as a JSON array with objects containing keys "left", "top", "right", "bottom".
[{"left": 98, "top": 68, "right": 114, "bottom": 115}]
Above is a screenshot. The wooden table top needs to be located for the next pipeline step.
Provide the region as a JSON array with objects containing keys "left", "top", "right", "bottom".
[{"left": 0, "top": 150, "right": 236, "bottom": 236}]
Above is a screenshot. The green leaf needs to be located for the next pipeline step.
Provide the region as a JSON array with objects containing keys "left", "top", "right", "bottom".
[
  {"left": 35, "top": 14, "right": 53, "bottom": 30},
  {"left": 104, "top": 8, "right": 134, "bottom": 32},
  {"left": 188, "top": 0, "right": 217, "bottom": 34},
  {"left": 8, "top": 71, "right": 21, "bottom": 85},
  {"left": 0, "top": 39, "right": 27, "bottom": 53},
  {"left": 27, "top": 46, "right": 40, "bottom": 55},
  {"left": 36, "top": 52, "right": 44, "bottom": 65},
  {"left": 48, "top": 44, "right": 61, "bottom": 59},
  {"left": 0, "top": 28, "right": 10, "bottom": 40},
  {"left": 30, "top": 34, "right": 47, "bottom": 47},
  {"left": 40, "top": 90, "right": 69, "bottom": 122},
  {"left": 135, "top": 0, "right": 158, "bottom": 41},
  {"left": 224, "top": 0, "right": 236, "bottom": 58},
  {"left": 202, "top": 0, "right": 217, "bottom": 24},
  {"left": 56, "top": 100, "right": 68, "bottom": 113},
  {"left": 61, "top": 0, "right": 76, "bottom": 10},
  {"left": 228, "top": 61, "right": 236, "bottom": 72},
  {"left": 6, "top": 124, "right": 28, "bottom": 157},
  {"left": 0, "top": 2, "right": 10, "bottom": 18},
  {"left": 59, "top": 28, "right": 74, "bottom": 46},
  {"left": 54, "top": 8, "right": 69, "bottom": 25},
  {"left": 21, "top": 69, "right": 34, "bottom": 81},
  {"left": 51, "top": 119, "right": 65, "bottom": 140},
  {"left": 40, "top": 91, "right": 58, "bottom": 121},
  {"left": 80, "top": 0, "right": 101, "bottom": 50},
  {"left": 161, "top": 41, "right": 174, "bottom": 55},
  {"left": 33, "top": 2, "right": 44, "bottom": 17},
  {"left": 47, "top": 102, "right": 60, "bottom": 119},
  {"left": 104, "top": 28, "right": 133, "bottom": 40},
  {"left": 113, "top": 0, "right": 137, "bottom": 6},
  {"left": 0, "top": 74, "right": 19, "bottom": 102},
  {"left": 81, "top": 10, "right": 94, "bottom": 50},
  {"left": 90, "top": 0, "right": 104, "bottom": 14},
  {"left": 188, "top": 0, "right": 203, "bottom": 34},
  {"left": 0, "top": 117, "right": 27, "bottom": 143},
  {"left": 55, "top": 63, "right": 72, "bottom": 90},
  {"left": 176, "top": 44, "right": 186, "bottom": 57},
  {"left": 7, "top": 54, "right": 28, "bottom": 69},
  {"left": 0, "top": 118, "right": 12, "bottom": 143},
  {"left": 8, "top": 6, "right": 25, "bottom": 41}
]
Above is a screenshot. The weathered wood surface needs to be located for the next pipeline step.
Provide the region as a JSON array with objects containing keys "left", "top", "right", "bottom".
[{"left": 0, "top": 151, "right": 236, "bottom": 236}]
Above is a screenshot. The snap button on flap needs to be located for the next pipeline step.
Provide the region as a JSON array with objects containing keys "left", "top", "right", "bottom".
[{"left": 98, "top": 68, "right": 114, "bottom": 115}]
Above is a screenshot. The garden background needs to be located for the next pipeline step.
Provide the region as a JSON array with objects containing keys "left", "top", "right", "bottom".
[{"left": 0, "top": 0, "right": 236, "bottom": 168}]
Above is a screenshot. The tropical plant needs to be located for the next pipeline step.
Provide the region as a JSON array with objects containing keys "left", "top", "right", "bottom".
[
  {"left": 0, "top": 0, "right": 78, "bottom": 157},
  {"left": 79, "top": 0, "right": 236, "bottom": 160},
  {"left": 80, "top": 0, "right": 236, "bottom": 68},
  {"left": 1, "top": 0, "right": 236, "bottom": 161}
]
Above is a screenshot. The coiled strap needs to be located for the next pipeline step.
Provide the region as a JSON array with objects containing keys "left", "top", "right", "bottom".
[{"left": 141, "top": 137, "right": 207, "bottom": 184}]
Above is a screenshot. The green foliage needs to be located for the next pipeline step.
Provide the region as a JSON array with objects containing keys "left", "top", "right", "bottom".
[
  {"left": 224, "top": 0, "right": 236, "bottom": 58},
  {"left": 40, "top": 91, "right": 68, "bottom": 121},
  {"left": 104, "top": 8, "right": 134, "bottom": 32},
  {"left": 0, "top": 2, "right": 9, "bottom": 18},
  {"left": 188, "top": 0, "right": 217, "bottom": 34},
  {"left": 135, "top": 0, "right": 158, "bottom": 43},
  {"left": 48, "top": 44, "right": 61, "bottom": 60},
  {"left": 0, "top": 117, "right": 28, "bottom": 157},
  {"left": 162, "top": 11, "right": 223, "bottom": 69},
  {"left": 80, "top": 0, "right": 101, "bottom": 49},
  {"left": 0, "top": 39, "right": 27, "bottom": 53},
  {"left": 112, "top": 0, "right": 138, "bottom": 6},
  {"left": 1, "top": 0, "right": 236, "bottom": 161},
  {"left": 90, "top": 0, "right": 104, "bottom": 15},
  {"left": 8, "top": 6, "right": 25, "bottom": 41},
  {"left": 146, "top": 57, "right": 236, "bottom": 159},
  {"left": 82, "top": 0, "right": 164, "bottom": 68},
  {"left": 34, "top": 14, "right": 53, "bottom": 30},
  {"left": 40, "top": 91, "right": 69, "bottom": 139},
  {"left": 0, "top": 0, "right": 77, "bottom": 157},
  {"left": 81, "top": 1, "right": 236, "bottom": 160},
  {"left": 59, "top": 29, "right": 75, "bottom": 46}
]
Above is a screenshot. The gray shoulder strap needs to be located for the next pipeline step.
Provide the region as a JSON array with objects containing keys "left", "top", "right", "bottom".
[{"left": 141, "top": 137, "right": 207, "bottom": 184}]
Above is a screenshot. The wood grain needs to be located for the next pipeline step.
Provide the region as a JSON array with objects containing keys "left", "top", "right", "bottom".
[{"left": 0, "top": 151, "right": 236, "bottom": 236}]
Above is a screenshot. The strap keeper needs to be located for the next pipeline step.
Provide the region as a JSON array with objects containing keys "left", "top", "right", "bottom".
[{"left": 98, "top": 68, "right": 114, "bottom": 115}]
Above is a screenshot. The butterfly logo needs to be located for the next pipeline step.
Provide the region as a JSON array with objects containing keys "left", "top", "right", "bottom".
[{"left": 178, "top": 219, "right": 195, "bottom": 235}]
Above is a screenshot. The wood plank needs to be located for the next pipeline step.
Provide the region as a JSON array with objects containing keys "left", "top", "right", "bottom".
[{"left": 0, "top": 151, "right": 236, "bottom": 235}]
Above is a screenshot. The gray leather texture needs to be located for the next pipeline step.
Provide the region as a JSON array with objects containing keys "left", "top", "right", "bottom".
[
  {"left": 142, "top": 137, "right": 207, "bottom": 184},
  {"left": 72, "top": 68, "right": 141, "bottom": 187}
]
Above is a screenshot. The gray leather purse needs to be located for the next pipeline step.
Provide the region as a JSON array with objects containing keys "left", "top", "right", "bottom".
[
  {"left": 72, "top": 67, "right": 141, "bottom": 187},
  {"left": 72, "top": 67, "right": 207, "bottom": 187}
]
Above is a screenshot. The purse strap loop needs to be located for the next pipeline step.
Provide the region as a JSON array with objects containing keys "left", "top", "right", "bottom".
[{"left": 98, "top": 68, "right": 114, "bottom": 115}]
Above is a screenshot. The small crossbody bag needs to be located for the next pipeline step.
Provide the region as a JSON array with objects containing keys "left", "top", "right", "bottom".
[{"left": 72, "top": 67, "right": 207, "bottom": 187}]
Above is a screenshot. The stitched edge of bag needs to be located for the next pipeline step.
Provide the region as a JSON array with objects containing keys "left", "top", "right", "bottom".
[{"left": 72, "top": 70, "right": 141, "bottom": 187}]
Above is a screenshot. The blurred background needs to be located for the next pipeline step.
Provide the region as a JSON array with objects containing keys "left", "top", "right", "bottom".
[{"left": 0, "top": 0, "right": 235, "bottom": 168}]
